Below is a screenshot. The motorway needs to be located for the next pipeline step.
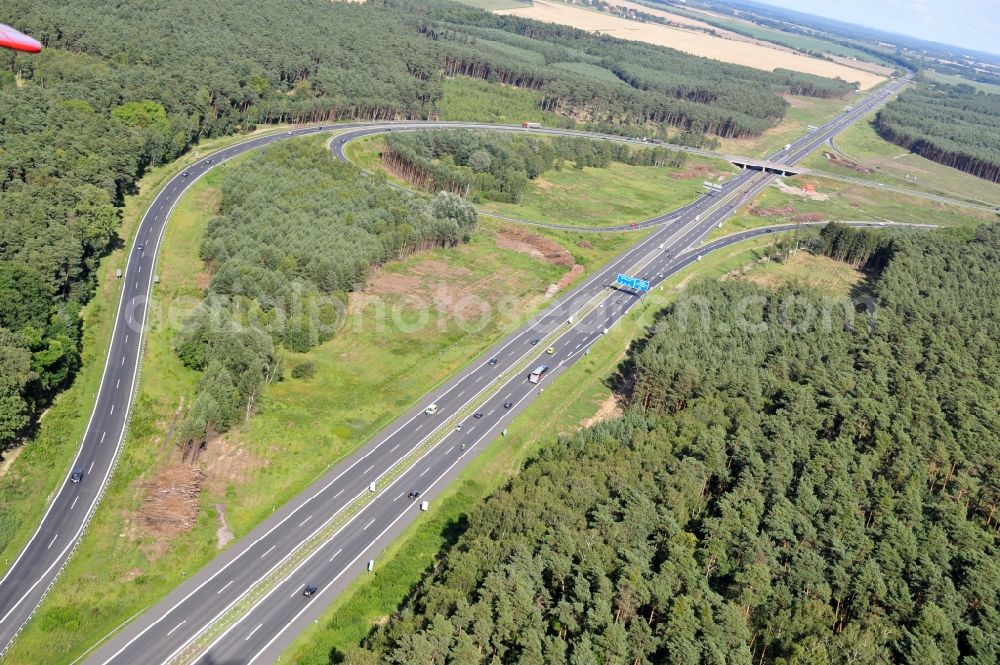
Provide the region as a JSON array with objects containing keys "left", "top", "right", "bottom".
[{"left": 0, "top": 75, "right": 906, "bottom": 663}]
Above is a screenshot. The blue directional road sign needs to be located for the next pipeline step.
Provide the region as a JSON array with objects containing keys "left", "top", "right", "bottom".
[{"left": 615, "top": 273, "right": 649, "bottom": 292}]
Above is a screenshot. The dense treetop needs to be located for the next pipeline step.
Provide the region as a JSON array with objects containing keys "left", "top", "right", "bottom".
[
  {"left": 174, "top": 142, "right": 477, "bottom": 447},
  {"left": 875, "top": 83, "right": 1000, "bottom": 183},
  {"left": 342, "top": 226, "right": 1000, "bottom": 664}
]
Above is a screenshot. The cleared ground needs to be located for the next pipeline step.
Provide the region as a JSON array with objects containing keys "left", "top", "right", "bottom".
[
  {"left": 732, "top": 250, "right": 863, "bottom": 297},
  {"left": 801, "top": 111, "right": 1000, "bottom": 207},
  {"left": 495, "top": 0, "right": 885, "bottom": 89},
  {"left": 708, "top": 174, "right": 995, "bottom": 242},
  {"left": 1, "top": 135, "right": 646, "bottom": 664}
]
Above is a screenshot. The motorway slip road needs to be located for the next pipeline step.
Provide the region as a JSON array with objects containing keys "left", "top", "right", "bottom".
[{"left": 0, "top": 76, "right": 906, "bottom": 663}]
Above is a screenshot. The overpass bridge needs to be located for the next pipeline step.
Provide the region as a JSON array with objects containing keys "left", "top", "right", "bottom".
[{"left": 726, "top": 156, "right": 800, "bottom": 176}]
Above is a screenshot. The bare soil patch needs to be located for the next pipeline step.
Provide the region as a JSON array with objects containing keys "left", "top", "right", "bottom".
[
  {"left": 496, "top": 227, "right": 574, "bottom": 267},
  {"left": 579, "top": 395, "right": 623, "bottom": 429},
  {"left": 671, "top": 163, "right": 726, "bottom": 181},
  {"left": 823, "top": 151, "right": 873, "bottom": 174},
  {"left": 748, "top": 204, "right": 825, "bottom": 223},
  {"left": 775, "top": 179, "right": 829, "bottom": 201},
  {"left": 199, "top": 435, "right": 267, "bottom": 498},
  {"left": 214, "top": 503, "right": 234, "bottom": 550},
  {"left": 195, "top": 266, "right": 212, "bottom": 290},
  {"left": 0, "top": 444, "right": 24, "bottom": 479},
  {"left": 555, "top": 264, "right": 584, "bottom": 290},
  {"left": 355, "top": 252, "right": 525, "bottom": 322}
]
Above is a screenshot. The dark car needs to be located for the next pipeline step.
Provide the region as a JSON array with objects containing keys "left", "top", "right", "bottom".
[
  {"left": 70, "top": 469, "right": 83, "bottom": 483},
  {"left": 408, "top": 490, "right": 421, "bottom": 500},
  {"left": 473, "top": 412, "right": 484, "bottom": 419},
  {"left": 488, "top": 358, "right": 498, "bottom": 366},
  {"left": 616, "top": 299, "right": 622, "bottom": 304},
  {"left": 503, "top": 401, "right": 513, "bottom": 409},
  {"left": 530, "top": 338, "right": 539, "bottom": 345},
  {"left": 302, "top": 585, "right": 318, "bottom": 597},
  {"left": 181, "top": 171, "right": 189, "bottom": 177}
]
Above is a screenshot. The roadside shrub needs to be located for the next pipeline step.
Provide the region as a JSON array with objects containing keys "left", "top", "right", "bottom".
[{"left": 291, "top": 361, "right": 317, "bottom": 380}]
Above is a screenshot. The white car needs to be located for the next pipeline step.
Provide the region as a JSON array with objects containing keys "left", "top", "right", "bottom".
[{"left": 425, "top": 404, "right": 438, "bottom": 415}]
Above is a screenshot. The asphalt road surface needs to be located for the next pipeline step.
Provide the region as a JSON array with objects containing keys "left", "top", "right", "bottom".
[{"left": 0, "top": 75, "right": 907, "bottom": 662}]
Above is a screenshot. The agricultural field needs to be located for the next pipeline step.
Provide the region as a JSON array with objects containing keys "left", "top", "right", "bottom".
[
  {"left": 801, "top": 111, "right": 1000, "bottom": 207},
  {"left": 494, "top": 0, "right": 886, "bottom": 89},
  {"left": 0, "top": 135, "right": 645, "bottom": 664}
]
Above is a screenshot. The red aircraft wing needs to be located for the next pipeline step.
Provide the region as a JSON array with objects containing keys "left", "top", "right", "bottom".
[{"left": 0, "top": 23, "right": 42, "bottom": 53}]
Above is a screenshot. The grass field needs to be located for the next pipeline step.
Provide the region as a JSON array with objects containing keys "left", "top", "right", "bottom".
[
  {"left": 281, "top": 231, "right": 805, "bottom": 662},
  {"left": 717, "top": 92, "right": 862, "bottom": 158},
  {"left": 708, "top": 174, "right": 995, "bottom": 242},
  {"left": 479, "top": 159, "right": 735, "bottom": 227},
  {"left": 801, "top": 112, "right": 1000, "bottom": 207},
  {"left": 494, "top": 0, "right": 885, "bottom": 89},
  {"left": 736, "top": 250, "right": 863, "bottom": 296},
  {"left": 347, "top": 133, "right": 736, "bottom": 228},
  {"left": 1, "top": 136, "right": 645, "bottom": 664}
]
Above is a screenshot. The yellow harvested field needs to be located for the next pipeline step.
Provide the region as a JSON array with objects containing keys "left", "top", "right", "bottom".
[
  {"left": 496, "top": 1, "right": 885, "bottom": 90},
  {"left": 828, "top": 54, "right": 896, "bottom": 76}
]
